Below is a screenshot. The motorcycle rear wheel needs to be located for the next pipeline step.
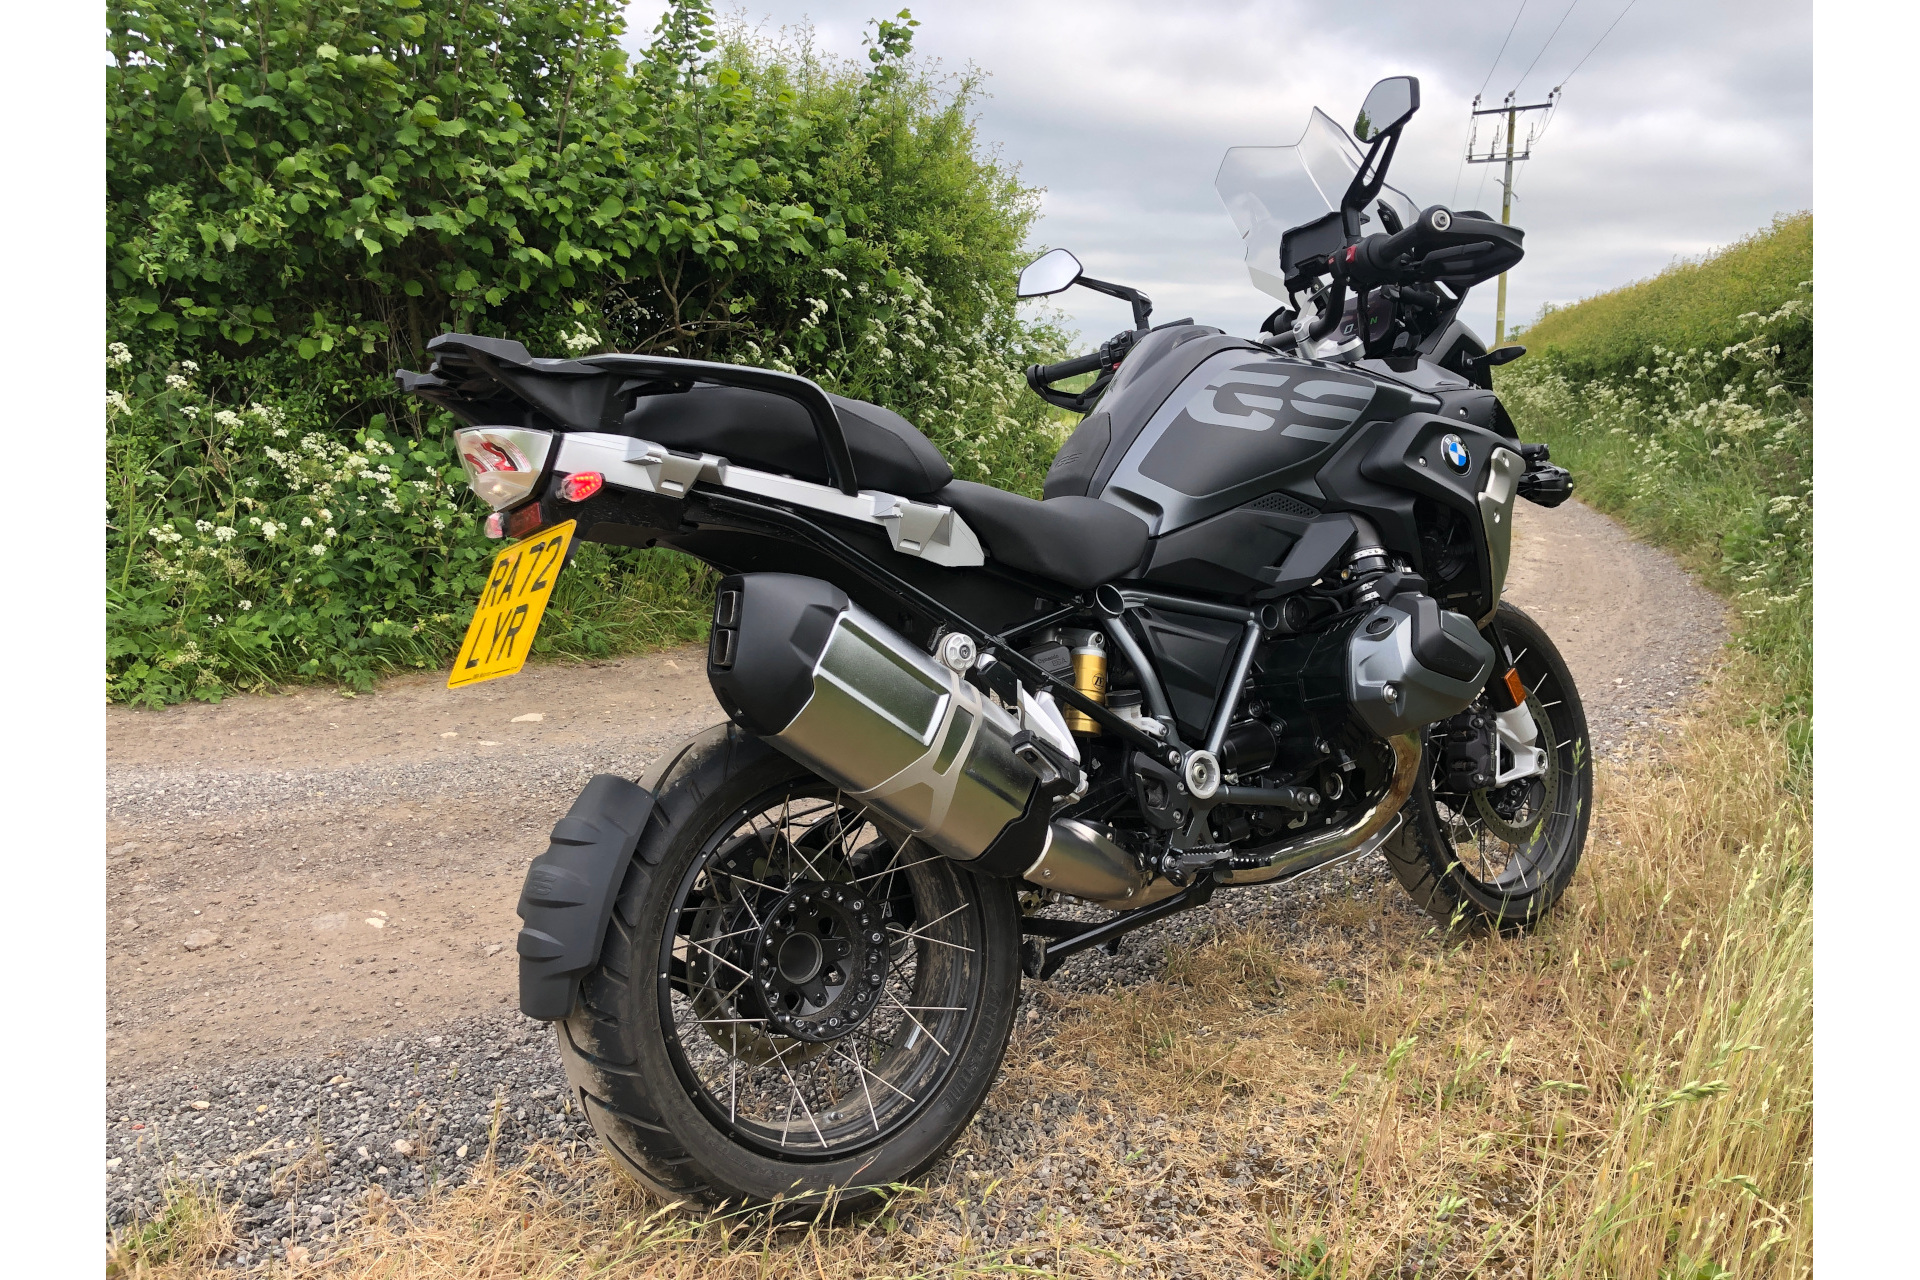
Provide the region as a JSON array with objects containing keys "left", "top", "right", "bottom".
[
  {"left": 553, "top": 723, "right": 1022, "bottom": 1214},
  {"left": 1383, "top": 601, "right": 1593, "bottom": 931}
]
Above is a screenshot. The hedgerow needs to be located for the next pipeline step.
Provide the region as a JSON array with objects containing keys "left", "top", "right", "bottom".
[{"left": 106, "top": 0, "right": 1068, "bottom": 704}]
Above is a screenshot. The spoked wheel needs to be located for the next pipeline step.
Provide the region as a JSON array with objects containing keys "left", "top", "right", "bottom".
[
  {"left": 1384, "top": 601, "right": 1593, "bottom": 931},
  {"left": 555, "top": 725, "right": 1021, "bottom": 1214}
]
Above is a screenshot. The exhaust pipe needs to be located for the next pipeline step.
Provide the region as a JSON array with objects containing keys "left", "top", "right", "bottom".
[
  {"left": 1023, "top": 732, "right": 1422, "bottom": 908},
  {"left": 706, "top": 573, "right": 1424, "bottom": 909},
  {"left": 707, "top": 574, "right": 1052, "bottom": 876}
]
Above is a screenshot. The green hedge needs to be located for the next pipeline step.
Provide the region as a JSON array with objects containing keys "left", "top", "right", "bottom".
[
  {"left": 1512, "top": 213, "right": 1811, "bottom": 389},
  {"left": 106, "top": 1, "right": 1069, "bottom": 705}
]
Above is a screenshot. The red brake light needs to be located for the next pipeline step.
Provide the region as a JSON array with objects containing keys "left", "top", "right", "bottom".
[{"left": 558, "top": 471, "right": 604, "bottom": 503}]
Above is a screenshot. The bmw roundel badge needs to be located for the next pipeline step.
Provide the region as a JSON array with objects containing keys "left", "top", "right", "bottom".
[{"left": 1441, "top": 434, "right": 1471, "bottom": 474}]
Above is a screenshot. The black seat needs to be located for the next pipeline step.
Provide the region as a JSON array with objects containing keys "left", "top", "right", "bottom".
[
  {"left": 936, "top": 480, "right": 1149, "bottom": 590},
  {"left": 623, "top": 384, "right": 952, "bottom": 498}
]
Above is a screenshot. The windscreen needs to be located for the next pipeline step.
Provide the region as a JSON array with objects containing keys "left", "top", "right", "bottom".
[{"left": 1215, "top": 107, "right": 1418, "bottom": 302}]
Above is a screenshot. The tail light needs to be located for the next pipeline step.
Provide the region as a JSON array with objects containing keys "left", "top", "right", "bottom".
[
  {"left": 454, "top": 427, "right": 553, "bottom": 510},
  {"left": 557, "top": 471, "right": 604, "bottom": 503}
]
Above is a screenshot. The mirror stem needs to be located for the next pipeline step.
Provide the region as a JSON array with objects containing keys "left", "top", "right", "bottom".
[{"left": 1077, "top": 275, "right": 1154, "bottom": 330}]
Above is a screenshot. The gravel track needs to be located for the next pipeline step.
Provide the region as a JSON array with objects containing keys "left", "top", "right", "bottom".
[{"left": 104, "top": 498, "right": 1726, "bottom": 1265}]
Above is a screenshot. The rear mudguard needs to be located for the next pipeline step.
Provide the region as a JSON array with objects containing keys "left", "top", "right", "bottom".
[{"left": 515, "top": 773, "right": 656, "bottom": 1020}]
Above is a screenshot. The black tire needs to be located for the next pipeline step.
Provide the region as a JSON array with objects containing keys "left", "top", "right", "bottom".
[
  {"left": 1383, "top": 601, "right": 1593, "bottom": 931},
  {"left": 553, "top": 723, "right": 1023, "bottom": 1214}
]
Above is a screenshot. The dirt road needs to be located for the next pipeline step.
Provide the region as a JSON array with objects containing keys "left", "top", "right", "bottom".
[{"left": 104, "top": 498, "right": 1724, "bottom": 1080}]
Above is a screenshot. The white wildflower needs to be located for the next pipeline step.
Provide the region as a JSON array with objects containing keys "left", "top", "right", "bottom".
[
  {"left": 310, "top": 544, "right": 327, "bottom": 556},
  {"left": 106, "top": 391, "right": 130, "bottom": 417},
  {"left": 180, "top": 404, "right": 199, "bottom": 419},
  {"left": 324, "top": 527, "right": 337, "bottom": 539},
  {"left": 164, "top": 373, "right": 190, "bottom": 391},
  {"left": 180, "top": 360, "right": 198, "bottom": 374},
  {"left": 107, "top": 342, "right": 133, "bottom": 369},
  {"left": 560, "top": 321, "right": 601, "bottom": 355},
  {"left": 260, "top": 521, "right": 280, "bottom": 540},
  {"left": 213, "top": 409, "right": 243, "bottom": 430},
  {"left": 239, "top": 600, "right": 252, "bottom": 610},
  {"left": 213, "top": 526, "right": 236, "bottom": 542},
  {"left": 301, "top": 516, "right": 314, "bottom": 528},
  {"left": 318, "top": 508, "right": 332, "bottom": 522},
  {"left": 195, "top": 519, "right": 214, "bottom": 533}
]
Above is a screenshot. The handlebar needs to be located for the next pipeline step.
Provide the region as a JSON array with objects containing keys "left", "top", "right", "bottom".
[
  {"left": 1353, "top": 205, "right": 1460, "bottom": 277},
  {"left": 1026, "top": 349, "right": 1109, "bottom": 387}
]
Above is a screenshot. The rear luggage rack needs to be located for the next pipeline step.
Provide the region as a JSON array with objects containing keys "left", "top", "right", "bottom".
[{"left": 397, "top": 333, "right": 862, "bottom": 496}]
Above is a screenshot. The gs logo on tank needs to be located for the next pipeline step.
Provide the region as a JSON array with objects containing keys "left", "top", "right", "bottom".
[{"left": 1441, "top": 434, "right": 1471, "bottom": 474}]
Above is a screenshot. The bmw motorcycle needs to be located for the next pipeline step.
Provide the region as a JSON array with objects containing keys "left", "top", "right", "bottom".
[{"left": 397, "top": 76, "right": 1587, "bottom": 1211}]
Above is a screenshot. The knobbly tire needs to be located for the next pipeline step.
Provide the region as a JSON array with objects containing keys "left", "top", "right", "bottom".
[
  {"left": 553, "top": 723, "right": 1023, "bottom": 1215},
  {"left": 1384, "top": 601, "right": 1593, "bottom": 932}
]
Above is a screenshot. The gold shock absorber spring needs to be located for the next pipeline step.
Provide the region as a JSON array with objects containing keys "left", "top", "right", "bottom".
[{"left": 1062, "top": 630, "right": 1108, "bottom": 734}]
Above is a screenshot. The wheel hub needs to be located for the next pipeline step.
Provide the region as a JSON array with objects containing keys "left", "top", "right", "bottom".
[{"left": 748, "top": 880, "right": 887, "bottom": 1043}]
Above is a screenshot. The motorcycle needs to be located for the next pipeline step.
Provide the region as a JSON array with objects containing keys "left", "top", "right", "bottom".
[{"left": 397, "top": 75, "right": 1588, "bottom": 1212}]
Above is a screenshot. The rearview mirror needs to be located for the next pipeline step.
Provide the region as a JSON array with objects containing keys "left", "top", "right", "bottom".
[
  {"left": 1353, "top": 76, "right": 1420, "bottom": 143},
  {"left": 1017, "top": 248, "right": 1083, "bottom": 299}
]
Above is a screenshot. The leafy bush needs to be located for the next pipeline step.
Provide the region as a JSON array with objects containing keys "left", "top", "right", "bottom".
[
  {"left": 1511, "top": 212, "right": 1811, "bottom": 388},
  {"left": 105, "top": 0, "right": 1069, "bottom": 704}
]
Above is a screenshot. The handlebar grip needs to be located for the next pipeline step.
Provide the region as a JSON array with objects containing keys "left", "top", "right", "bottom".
[
  {"left": 1360, "top": 205, "right": 1457, "bottom": 272},
  {"left": 1026, "top": 349, "right": 1109, "bottom": 387}
]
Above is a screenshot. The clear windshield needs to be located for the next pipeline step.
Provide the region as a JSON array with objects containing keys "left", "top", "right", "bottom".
[{"left": 1215, "top": 107, "right": 1418, "bottom": 301}]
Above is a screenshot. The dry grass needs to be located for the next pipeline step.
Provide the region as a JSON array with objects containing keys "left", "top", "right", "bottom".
[{"left": 137, "top": 660, "right": 1807, "bottom": 1279}]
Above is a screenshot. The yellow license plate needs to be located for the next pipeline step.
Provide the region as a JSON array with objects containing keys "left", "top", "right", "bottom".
[{"left": 448, "top": 520, "right": 576, "bottom": 688}]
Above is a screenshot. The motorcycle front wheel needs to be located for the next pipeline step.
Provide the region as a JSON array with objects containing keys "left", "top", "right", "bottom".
[
  {"left": 1383, "top": 601, "right": 1594, "bottom": 931},
  {"left": 554, "top": 723, "right": 1022, "bottom": 1214}
]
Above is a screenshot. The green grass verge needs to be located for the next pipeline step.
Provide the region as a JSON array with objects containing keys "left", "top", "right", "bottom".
[{"left": 1500, "top": 215, "right": 1812, "bottom": 776}]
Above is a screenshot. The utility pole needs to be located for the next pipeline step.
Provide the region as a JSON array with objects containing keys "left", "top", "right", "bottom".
[{"left": 1465, "top": 89, "right": 1557, "bottom": 343}]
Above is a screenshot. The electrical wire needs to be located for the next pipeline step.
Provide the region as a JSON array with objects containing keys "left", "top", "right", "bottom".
[
  {"left": 1512, "top": 0, "right": 1580, "bottom": 95},
  {"left": 1479, "top": 1, "right": 1530, "bottom": 98},
  {"left": 1558, "top": 0, "right": 1638, "bottom": 90}
]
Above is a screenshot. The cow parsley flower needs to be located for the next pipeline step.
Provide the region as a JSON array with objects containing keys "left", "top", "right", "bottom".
[
  {"left": 164, "top": 373, "right": 190, "bottom": 391},
  {"left": 301, "top": 516, "right": 314, "bottom": 528},
  {"left": 106, "top": 391, "right": 130, "bottom": 417},
  {"left": 213, "top": 526, "right": 236, "bottom": 542},
  {"left": 107, "top": 342, "right": 133, "bottom": 369},
  {"left": 310, "top": 544, "right": 327, "bottom": 556}
]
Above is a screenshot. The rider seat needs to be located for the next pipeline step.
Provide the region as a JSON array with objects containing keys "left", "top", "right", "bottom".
[{"left": 935, "top": 480, "right": 1148, "bottom": 590}]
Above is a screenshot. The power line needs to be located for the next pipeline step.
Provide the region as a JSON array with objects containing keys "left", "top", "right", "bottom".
[
  {"left": 1512, "top": 0, "right": 1580, "bottom": 95},
  {"left": 1558, "top": 0, "right": 1638, "bottom": 90},
  {"left": 1456, "top": 1, "right": 1532, "bottom": 206},
  {"left": 1479, "top": 1, "right": 1531, "bottom": 98}
]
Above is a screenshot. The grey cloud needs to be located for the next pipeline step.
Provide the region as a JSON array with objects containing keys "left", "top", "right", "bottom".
[{"left": 626, "top": 1, "right": 1809, "bottom": 347}]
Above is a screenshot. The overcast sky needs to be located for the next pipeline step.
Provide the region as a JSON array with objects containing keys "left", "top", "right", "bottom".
[{"left": 624, "top": 1, "right": 1811, "bottom": 349}]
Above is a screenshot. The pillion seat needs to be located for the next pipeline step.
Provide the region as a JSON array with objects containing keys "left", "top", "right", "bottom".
[{"left": 625, "top": 385, "right": 954, "bottom": 499}]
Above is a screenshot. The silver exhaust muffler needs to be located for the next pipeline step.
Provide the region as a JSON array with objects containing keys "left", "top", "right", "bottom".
[{"left": 707, "top": 574, "right": 1053, "bottom": 876}]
